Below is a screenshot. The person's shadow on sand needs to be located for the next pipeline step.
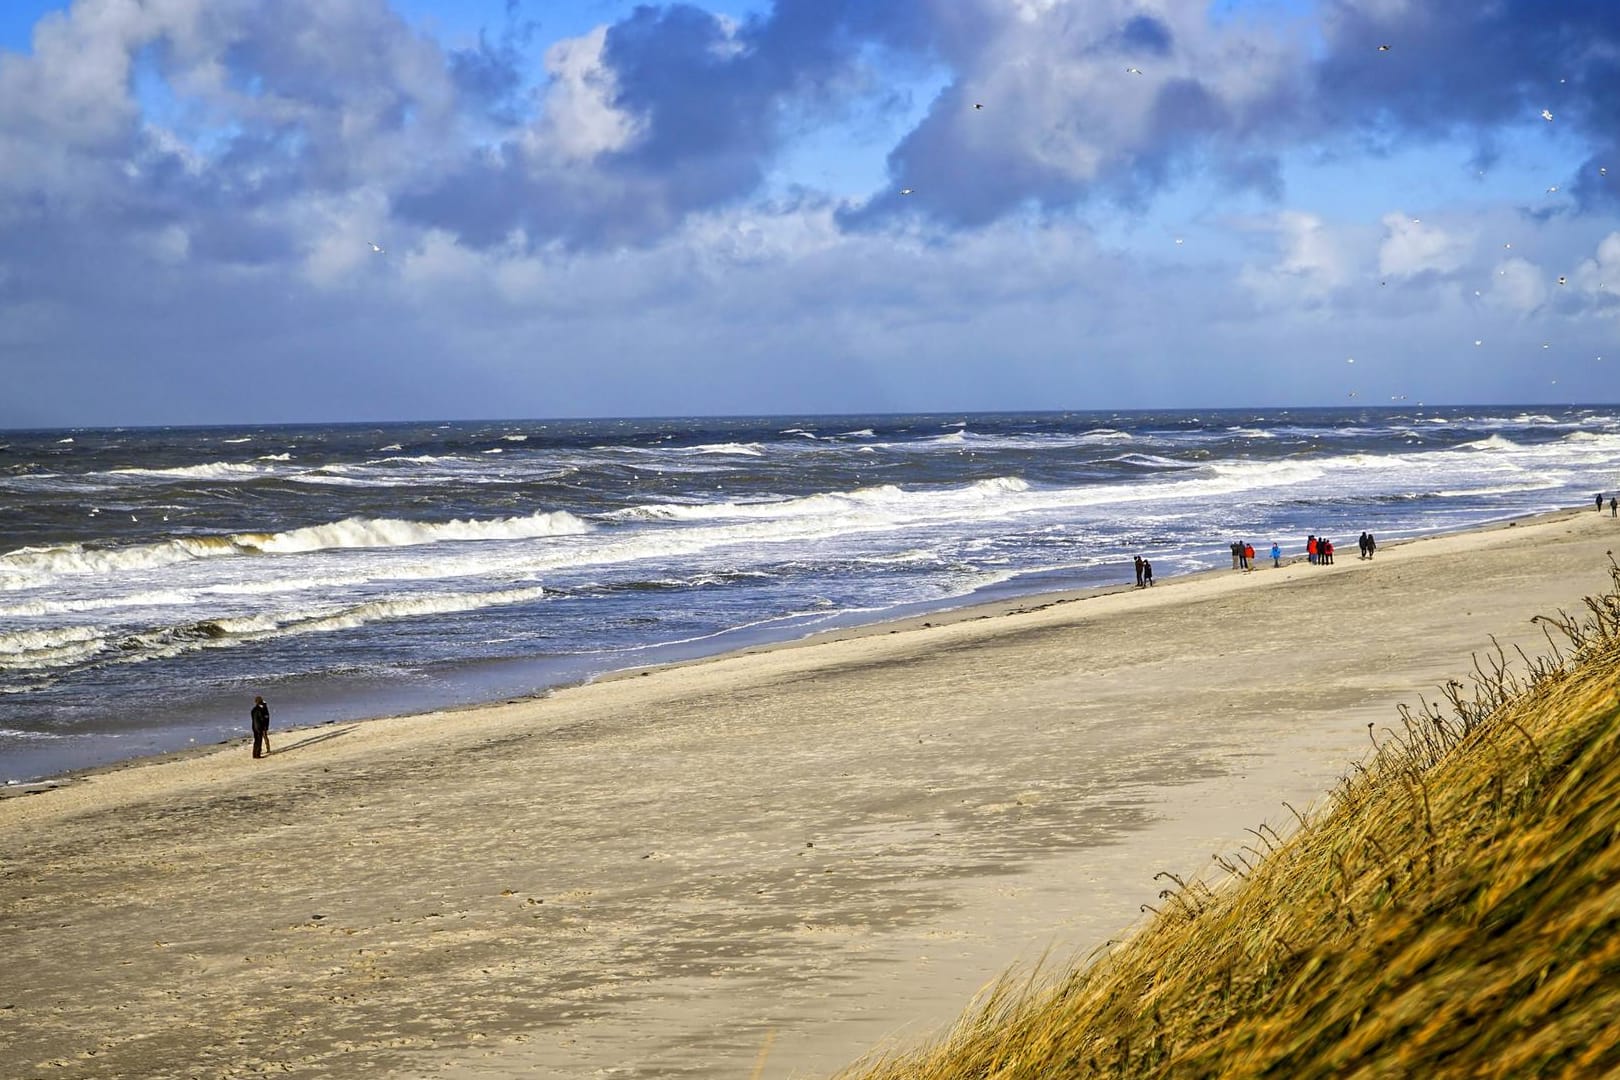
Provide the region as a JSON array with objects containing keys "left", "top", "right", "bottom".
[{"left": 268, "top": 727, "right": 357, "bottom": 756}]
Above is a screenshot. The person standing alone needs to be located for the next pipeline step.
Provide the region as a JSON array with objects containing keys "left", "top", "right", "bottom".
[{"left": 251, "top": 695, "right": 271, "bottom": 759}]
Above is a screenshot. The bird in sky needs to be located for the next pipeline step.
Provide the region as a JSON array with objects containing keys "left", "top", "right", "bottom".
[
  {"left": 1125, "top": 67, "right": 1143, "bottom": 75},
  {"left": 1475, "top": 339, "right": 1484, "bottom": 346},
  {"left": 973, "top": 103, "right": 984, "bottom": 110},
  {"left": 1377, "top": 44, "right": 1391, "bottom": 51},
  {"left": 900, "top": 188, "right": 913, "bottom": 196},
  {"left": 1558, "top": 276, "right": 1567, "bottom": 285},
  {"left": 1346, "top": 357, "right": 1355, "bottom": 364},
  {"left": 1542, "top": 108, "right": 1554, "bottom": 121},
  {"left": 368, "top": 241, "right": 384, "bottom": 254},
  {"left": 1548, "top": 185, "right": 1559, "bottom": 193}
]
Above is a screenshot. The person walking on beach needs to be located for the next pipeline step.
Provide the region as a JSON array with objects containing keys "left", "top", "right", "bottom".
[
  {"left": 1611, "top": 497, "right": 1617, "bottom": 518},
  {"left": 1270, "top": 541, "right": 1281, "bottom": 568},
  {"left": 1134, "top": 555, "right": 1145, "bottom": 588},
  {"left": 1365, "top": 533, "right": 1376, "bottom": 558},
  {"left": 1141, "top": 559, "right": 1154, "bottom": 586},
  {"left": 1230, "top": 541, "right": 1242, "bottom": 570},
  {"left": 250, "top": 695, "right": 271, "bottom": 759},
  {"left": 1243, "top": 542, "right": 1255, "bottom": 572}
]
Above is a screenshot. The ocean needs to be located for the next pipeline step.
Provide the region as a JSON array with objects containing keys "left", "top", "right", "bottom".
[{"left": 4, "top": 406, "right": 1619, "bottom": 784}]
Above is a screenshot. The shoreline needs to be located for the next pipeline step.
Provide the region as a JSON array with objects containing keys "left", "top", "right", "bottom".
[
  {"left": 6, "top": 505, "right": 1581, "bottom": 797},
  {"left": 3, "top": 504, "right": 1616, "bottom": 1078}
]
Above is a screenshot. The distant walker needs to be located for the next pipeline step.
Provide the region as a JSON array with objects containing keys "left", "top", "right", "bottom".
[{"left": 251, "top": 695, "right": 271, "bottom": 759}]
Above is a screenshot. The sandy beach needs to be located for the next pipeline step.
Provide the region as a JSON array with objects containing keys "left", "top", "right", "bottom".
[{"left": 3, "top": 508, "right": 1617, "bottom": 1079}]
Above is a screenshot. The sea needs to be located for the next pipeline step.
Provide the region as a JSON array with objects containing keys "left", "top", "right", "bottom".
[{"left": 4, "top": 406, "right": 1619, "bottom": 785}]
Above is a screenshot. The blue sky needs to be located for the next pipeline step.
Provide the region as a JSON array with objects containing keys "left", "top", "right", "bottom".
[{"left": 1, "top": 0, "right": 1616, "bottom": 426}]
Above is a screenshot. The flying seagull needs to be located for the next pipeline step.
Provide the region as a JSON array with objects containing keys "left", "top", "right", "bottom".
[
  {"left": 368, "top": 241, "right": 385, "bottom": 254},
  {"left": 1125, "top": 66, "right": 1143, "bottom": 75},
  {"left": 900, "top": 188, "right": 914, "bottom": 196},
  {"left": 1558, "top": 276, "right": 1567, "bottom": 285},
  {"left": 1547, "top": 185, "right": 1559, "bottom": 193},
  {"left": 1541, "top": 108, "right": 1554, "bottom": 122},
  {"left": 974, "top": 103, "right": 984, "bottom": 110},
  {"left": 1377, "top": 44, "right": 1391, "bottom": 51}
]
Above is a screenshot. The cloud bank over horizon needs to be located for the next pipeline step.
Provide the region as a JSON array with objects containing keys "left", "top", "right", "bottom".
[{"left": 1, "top": 0, "right": 1617, "bottom": 427}]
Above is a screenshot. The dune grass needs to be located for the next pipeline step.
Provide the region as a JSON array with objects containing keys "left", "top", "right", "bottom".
[{"left": 841, "top": 561, "right": 1620, "bottom": 1079}]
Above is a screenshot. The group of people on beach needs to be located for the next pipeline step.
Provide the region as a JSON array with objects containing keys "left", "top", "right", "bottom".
[{"left": 1306, "top": 536, "right": 1336, "bottom": 564}]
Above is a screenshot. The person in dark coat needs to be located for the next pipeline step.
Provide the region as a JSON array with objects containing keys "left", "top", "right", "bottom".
[
  {"left": 1134, "top": 555, "right": 1145, "bottom": 588},
  {"left": 251, "top": 695, "right": 271, "bottom": 758}
]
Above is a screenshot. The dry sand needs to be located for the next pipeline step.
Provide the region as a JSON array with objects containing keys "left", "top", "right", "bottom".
[{"left": 2, "top": 508, "right": 1617, "bottom": 1079}]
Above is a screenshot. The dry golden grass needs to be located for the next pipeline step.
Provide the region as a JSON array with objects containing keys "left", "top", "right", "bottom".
[{"left": 841, "top": 561, "right": 1620, "bottom": 1079}]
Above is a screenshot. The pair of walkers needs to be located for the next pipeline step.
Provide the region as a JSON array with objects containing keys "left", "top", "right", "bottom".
[
  {"left": 1230, "top": 541, "right": 1256, "bottom": 571},
  {"left": 1358, "top": 532, "right": 1378, "bottom": 559},
  {"left": 1132, "top": 555, "right": 1155, "bottom": 588}
]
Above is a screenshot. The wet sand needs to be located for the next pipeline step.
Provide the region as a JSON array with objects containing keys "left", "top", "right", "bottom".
[{"left": 2, "top": 507, "right": 1616, "bottom": 1079}]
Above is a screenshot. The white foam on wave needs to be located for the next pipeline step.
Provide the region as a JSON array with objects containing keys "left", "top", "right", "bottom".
[
  {"left": 0, "top": 511, "right": 592, "bottom": 588},
  {"left": 0, "top": 588, "right": 196, "bottom": 617},
  {"left": 106, "top": 586, "right": 552, "bottom": 667},
  {"left": 691, "top": 442, "right": 765, "bottom": 456},
  {"left": 108, "top": 461, "right": 268, "bottom": 481},
  {"left": 0, "top": 625, "right": 101, "bottom": 656},
  {"left": 1458, "top": 434, "right": 1521, "bottom": 451},
  {"left": 0, "top": 625, "right": 106, "bottom": 672},
  {"left": 501, "top": 434, "right": 530, "bottom": 442},
  {"left": 258, "top": 453, "right": 292, "bottom": 462},
  {"left": 224, "top": 437, "right": 253, "bottom": 444},
  {"left": 242, "top": 511, "right": 591, "bottom": 555}
]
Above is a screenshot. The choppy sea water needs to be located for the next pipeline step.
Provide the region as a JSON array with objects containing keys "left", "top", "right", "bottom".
[{"left": 4, "top": 407, "right": 1619, "bottom": 783}]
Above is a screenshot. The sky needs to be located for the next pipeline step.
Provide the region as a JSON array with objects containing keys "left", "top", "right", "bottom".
[{"left": 1, "top": 0, "right": 1617, "bottom": 427}]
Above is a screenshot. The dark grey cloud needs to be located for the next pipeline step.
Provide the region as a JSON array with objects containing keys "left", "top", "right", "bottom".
[
  {"left": 1314, "top": 0, "right": 1620, "bottom": 209},
  {"left": 396, "top": 0, "right": 904, "bottom": 249}
]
